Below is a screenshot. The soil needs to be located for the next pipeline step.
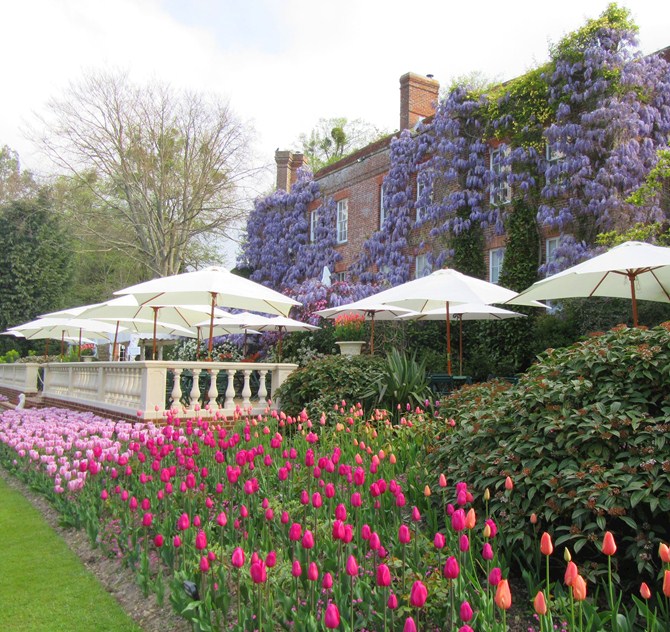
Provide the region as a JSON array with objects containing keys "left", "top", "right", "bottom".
[
  {"left": 1, "top": 465, "right": 537, "bottom": 631},
  {"left": 0, "top": 466, "right": 190, "bottom": 632}
]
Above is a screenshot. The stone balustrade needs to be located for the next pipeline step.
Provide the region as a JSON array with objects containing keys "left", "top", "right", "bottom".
[
  {"left": 0, "top": 363, "right": 40, "bottom": 396},
  {"left": 0, "top": 361, "right": 297, "bottom": 421}
]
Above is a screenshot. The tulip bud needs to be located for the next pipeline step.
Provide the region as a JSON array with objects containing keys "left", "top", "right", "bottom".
[
  {"left": 564, "top": 561, "right": 578, "bottom": 587},
  {"left": 324, "top": 603, "right": 340, "bottom": 629},
  {"left": 640, "top": 582, "right": 651, "bottom": 600},
  {"left": 459, "top": 600, "right": 473, "bottom": 622},
  {"left": 494, "top": 579, "right": 512, "bottom": 609},
  {"left": 409, "top": 580, "right": 428, "bottom": 607},
  {"left": 424, "top": 485, "right": 431, "bottom": 497},
  {"left": 530, "top": 512, "right": 538, "bottom": 524},
  {"left": 504, "top": 476, "right": 513, "bottom": 491},
  {"left": 572, "top": 574, "right": 587, "bottom": 601},
  {"left": 483, "top": 487, "right": 490, "bottom": 501},
  {"left": 533, "top": 590, "right": 547, "bottom": 615},
  {"left": 664, "top": 570, "right": 670, "bottom": 598},
  {"left": 439, "top": 473, "right": 447, "bottom": 488},
  {"left": 540, "top": 532, "right": 553, "bottom": 556},
  {"left": 601, "top": 531, "right": 617, "bottom": 556},
  {"left": 564, "top": 548, "right": 572, "bottom": 562},
  {"left": 346, "top": 555, "right": 359, "bottom": 577},
  {"left": 659, "top": 542, "right": 670, "bottom": 563},
  {"left": 403, "top": 617, "right": 417, "bottom": 632}
]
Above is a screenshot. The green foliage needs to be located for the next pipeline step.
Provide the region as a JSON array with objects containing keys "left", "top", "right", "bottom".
[
  {"left": 0, "top": 195, "right": 74, "bottom": 354},
  {"left": 0, "top": 349, "right": 20, "bottom": 364},
  {"left": 430, "top": 322, "right": 670, "bottom": 589},
  {"left": 597, "top": 222, "right": 670, "bottom": 248},
  {"left": 275, "top": 355, "right": 385, "bottom": 419},
  {"left": 362, "top": 348, "right": 432, "bottom": 412}
]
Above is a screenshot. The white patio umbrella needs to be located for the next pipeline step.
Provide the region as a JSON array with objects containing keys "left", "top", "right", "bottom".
[
  {"left": 193, "top": 312, "right": 268, "bottom": 357},
  {"left": 399, "top": 303, "right": 526, "bottom": 375},
  {"left": 246, "top": 315, "right": 320, "bottom": 360},
  {"left": 315, "top": 298, "right": 415, "bottom": 354},
  {"left": 368, "top": 268, "right": 521, "bottom": 374},
  {"left": 43, "top": 295, "right": 230, "bottom": 359},
  {"left": 506, "top": 241, "right": 670, "bottom": 327},
  {"left": 114, "top": 267, "right": 301, "bottom": 357},
  {"left": 9, "top": 318, "right": 124, "bottom": 359}
]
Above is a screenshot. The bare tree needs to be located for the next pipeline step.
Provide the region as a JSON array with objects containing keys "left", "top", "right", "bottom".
[{"left": 36, "top": 71, "right": 259, "bottom": 277}]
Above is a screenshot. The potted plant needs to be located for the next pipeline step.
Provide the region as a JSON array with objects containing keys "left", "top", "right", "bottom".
[
  {"left": 80, "top": 344, "right": 96, "bottom": 361},
  {"left": 333, "top": 314, "right": 367, "bottom": 356}
]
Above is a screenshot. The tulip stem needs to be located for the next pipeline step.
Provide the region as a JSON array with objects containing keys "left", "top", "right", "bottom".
[{"left": 608, "top": 555, "right": 617, "bottom": 632}]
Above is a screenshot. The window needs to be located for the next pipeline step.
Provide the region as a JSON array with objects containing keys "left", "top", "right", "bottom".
[
  {"left": 545, "top": 143, "right": 566, "bottom": 185},
  {"left": 332, "top": 271, "right": 347, "bottom": 283},
  {"left": 490, "top": 146, "right": 511, "bottom": 206},
  {"left": 415, "top": 254, "right": 432, "bottom": 279},
  {"left": 379, "top": 184, "right": 387, "bottom": 229},
  {"left": 336, "top": 199, "right": 348, "bottom": 244},
  {"left": 546, "top": 236, "right": 560, "bottom": 265},
  {"left": 489, "top": 248, "right": 505, "bottom": 284},
  {"left": 416, "top": 179, "right": 432, "bottom": 223},
  {"left": 309, "top": 209, "right": 319, "bottom": 243}
]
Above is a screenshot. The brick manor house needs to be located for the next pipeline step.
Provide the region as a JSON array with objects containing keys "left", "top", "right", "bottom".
[{"left": 272, "top": 47, "right": 670, "bottom": 286}]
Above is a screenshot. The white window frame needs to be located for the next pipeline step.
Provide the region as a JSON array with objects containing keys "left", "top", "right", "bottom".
[
  {"left": 489, "top": 247, "right": 505, "bottom": 284},
  {"left": 545, "top": 143, "right": 566, "bottom": 185},
  {"left": 336, "top": 199, "right": 348, "bottom": 244},
  {"left": 546, "top": 236, "right": 560, "bottom": 265},
  {"left": 489, "top": 146, "right": 511, "bottom": 206},
  {"left": 309, "top": 209, "right": 319, "bottom": 243},
  {"left": 415, "top": 254, "right": 432, "bottom": 279},
  {"left": 379, "top": 184, "right": 387, "bottom": 229},
  {"left": 332, "top": 271, "right": 347, "bottom": 283}
]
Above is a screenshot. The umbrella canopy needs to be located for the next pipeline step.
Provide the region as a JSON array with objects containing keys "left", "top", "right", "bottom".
[
  {"left": 369, "top": 268, "right": 520, "bottom": 374},
  {"left": 44, "top": 295, "right": 229, "bottom": 359},
  {"left": 315, "top": 298, "right": 415, "bottom": 354},
  {"left": 9, "top": 317, "right": 124, "bottom": 359},
  {"left": 506, "top": 241, "right": 670, "bottom": 326},
  {"left": 399, "top": 303, "right": 526, "bottom": 374},
  {"left": 114, "top": 266, "right": 301, "bottom": 357},
  {"left": 241, "top": 314, "right": 319, "bottom": 361}
]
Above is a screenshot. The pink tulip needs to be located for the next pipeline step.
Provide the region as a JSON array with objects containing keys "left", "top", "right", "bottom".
[
  {"left": 482, "top": 542, "right": 494, "bottom": 560},
  {"left": 460, "top": 601, "right": 473, "bottom": 622},
  {"left": 289, "top": 523, "right": 302, "bottom": 541},
  {"left": 335, "top": 503, "right": 347, "bottom": 521},
  {"left": 459, "top": 534, "right": 469, "bottom": 552},
  {"left": 403, "top": 617, "right": 417, "bottom": 632},
  {"left": 250, "top": 560, "right": 267, "bottom": 584},
  {"left": 142, "top": 512, "right": 153, "bottom": 527},
  {"left": 292, "top": 560, "right": 302, "bottom": 577},
  {"left": 216, "top": 512, "right": 227, "bottom": 527},
  {"left": 307, "top": 562, "right": 319, "bottom": 581},
  {"left": 451, "top": 508, "right": 466, "bottom": 531},
  {"left": 488, "top": 567, "right": 502, "bottom": 586},
  {"left": 195, "top": 530, "right": 207, "bottom": 551},
  {"left": 376, "top": 563, "right": 391, "bottom": 587},
  {"left": 444, "top": 556, "right": 460, "bottom": 579},
  {"left": 399, "top": 524, "right": 411, "bottom": 544},
  {"left": 200, "top": 556, "right": 210, "bottom": 573},
  {"left": 324, "top": 603, "right": 340, "bottom": 629},
  {"left": 173, "top": 535, "right": 181, "bottom": 548},
  {"left": 231, "top": 547, "right": 245, "bottom": 568},
  {"left": 153, "top": 534, "right": 163, "bottom": 548},
  {"left": 412, "top": 506, "right": 421, "bottom": 521},
  {"left": 322, "top": 572, "right": 333, "bottom": 590},
  {"left": 302, "top": 530, "right": 315, "bottom": 549},
  {"left": 266, "top": 551, "right": 277, "bottom": 567},
  {"left": 388, "top": 592, "right": 398, "bottom": 609},
  {"left": 177, "top": 512, "right": 190, "bottom": 531},
  {"left": 434, "top": 532, "right": 446, "bottom": 549},
  {"left": 409, "top": 580, "right": 428, "bottom": 607},
  {"left": 346, "top": 555, "right": 358, "bottom": 577}
]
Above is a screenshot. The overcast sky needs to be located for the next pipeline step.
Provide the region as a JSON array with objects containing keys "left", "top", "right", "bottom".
[{"left": 2, "top": 1, "right": 669, "bottom": 260}]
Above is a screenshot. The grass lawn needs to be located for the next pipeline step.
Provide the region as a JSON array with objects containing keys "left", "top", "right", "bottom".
[{"left": 0, "top": 475, "right": 142, "bottom": 632}]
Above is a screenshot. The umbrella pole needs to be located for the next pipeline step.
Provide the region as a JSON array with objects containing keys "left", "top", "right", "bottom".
[
  {"left": 370, "top": 312, "right": 376, "bottom": 355},
  {"left": 208, "top": 292, "right": 217, "bottom": 360},
  {"left": 44, "top": 338, "right": 49, "bottom": 360},
  {"left": 459, "top": 315, "right": 463, "bottom": 376},
  {"left": 152, "top": 306, "right": 159, "bottom": 360},
  {"left": 78, "top": 328, "right": 82, "bottom": 361},
  {"left": 112, "top": 320, "right": 120, "bottom": 361},
  {"left": 629, "top": 272, "right": 639, "bottom": 327},
  {"left": 446, "top": 302, "right": 452, "bottom": 376},
  {"left": 61, "top": 331, "right": 65, "bottom": 360},
  {"left": 196, "top": 327, "right": 201, "bottom": 361},
  {"left": 278, "top": 327, "right": 283, "bottom": 362}
]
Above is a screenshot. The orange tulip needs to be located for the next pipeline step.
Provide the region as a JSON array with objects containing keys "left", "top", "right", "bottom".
[
  {"left": 659, "top": 542, "right": 670, "bottom": 564},
  {"left": 663, "top": 570, "right": 670, "bottom": 598},
  {"left": 465, "top": 508, "right": 476, "bottom": 530},
  {"left": 494, "top": 579, "right": 512, "bottom": 610},
  {"left": 533, "top": 590, "right": 547, "bottom": 615},
  {"left": 572, "top": 574, "right": 587, "bottom": 601},
  {"left": 540, "top": 532, "right": 553, "bottom": 556},
  {"left": 424, "top": 485, "right": 431, "bottom": 497},
  {"left": 564, "top": 561, "right": 578, "bottom": 587},
  {"left": 389, "top": 454, "right": 397, "bottom": 464},
  {"left": 601, "top": 531, "right": 617, "bottom": 556},
  {"left": 530, "top": 512, "right": 538, "bottom": 524},
  {"left": 640, "top": 582, "right": 651, "bottom": 600}
]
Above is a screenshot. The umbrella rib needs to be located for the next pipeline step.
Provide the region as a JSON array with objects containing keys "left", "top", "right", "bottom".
[{"left": 650, "top": 269, "right": 670, "bottom": 301}]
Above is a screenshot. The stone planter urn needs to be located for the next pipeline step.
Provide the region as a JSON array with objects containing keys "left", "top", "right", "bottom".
[{"left": 336, "top": 341, "right": 365, "bottom": 356}]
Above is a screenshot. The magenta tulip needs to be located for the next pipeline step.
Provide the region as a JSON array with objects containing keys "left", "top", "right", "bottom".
[
  {"left": 231, "top": 547, "right": 245, "bottom": 568},
  {"left": 399, "top": 524, "right": 411, "bottom": 544},
  {"left": 403, "top": 617, "right": 417, "bottom": 632},
  {"left": 195, "top": 530, "right": 207, "bottom": 550},
  {"left": 444, "top": 556, "right": 460, "bottom": 579},
  {"left": 409, "top": 580, "right": 428, "bottom": 607},
  {"left": 346, "top": 555, "right": 358, "bottom": 577},
  {"left": 376, "top": 563, "right": 391, "bottom": 587},
  {"left": 324, "top": 603, "right": 340, "bottom": 629},
  {"left": 291, "top": 560, "right": 302, "bottom": 577},
  {"left": 460, "top": 601, "right": 473, "bottom": 622}
]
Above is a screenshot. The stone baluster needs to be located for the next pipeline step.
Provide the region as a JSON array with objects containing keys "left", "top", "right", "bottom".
[
  {"left": 257, "top": 370, "right": 268, "bottom": 403},
  {"left": 207, "top": 369, "right": 220, "bottom": 411},
  {"left": 170, "top": 368, "right": 183, "bottom": 409},
  {"left": 189, "top": 368, "right": 202, "bottom": 411},
  {"left": 242, "top": 369, "right": 252, "bottom": 408},
  {"left": 224, "top": 369, "right": 236, "bottom": 409}
]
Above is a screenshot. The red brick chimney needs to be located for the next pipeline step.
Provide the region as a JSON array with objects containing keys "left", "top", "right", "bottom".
[
  {"left": 275, "top": 150, "right": 305, "bottom": 192},
  {"left": 399, "top": 72, "right": 440, "bottom": 131}
]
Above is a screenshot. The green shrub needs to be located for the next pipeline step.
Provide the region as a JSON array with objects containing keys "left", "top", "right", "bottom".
[
  {"left": 363, "top": 348, "right": 432, "bottom": 412},
  {"left": 429, "top": 322, "right": 670, "bottom": 589},
  {"left": 275, "top": 355, "right": 385, "bottom": 419}
]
